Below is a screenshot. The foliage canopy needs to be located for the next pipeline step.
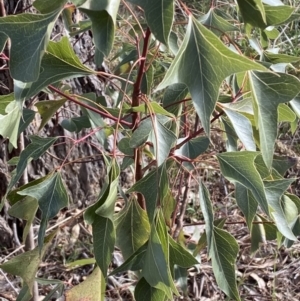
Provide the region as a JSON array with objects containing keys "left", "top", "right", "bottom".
[{"left": 1, "top": 0, "right": 300, "bottom": 300}]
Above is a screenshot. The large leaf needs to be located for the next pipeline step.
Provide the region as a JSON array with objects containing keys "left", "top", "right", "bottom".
[
  {"left": 128, "top": 0, "right": 174, "bottom": 46},
  {"left": 18, "top": 172, "right": 69, "bottom": 248},
  {"left": 264, "top": 179, "right": 297, "bottom": 240},
  {"left": 217, "top": 152, "right": 269, "bottom": 214},
  {"left": 65, "top": 267, "right": 105, "bottom": 301},
  {"left": 16, "top": 37, "right": 95, "bottom": 102},
  {"left": 249, "top": 71, "right": 300, "bottom": 168},
  {"left": 211, "top": 227, "right": 240, "bottom": 301},
  {"left": 0, "top": 0, "right": 67, "bottom": 82},
  {"left": 0, "top": 231, "right": 56, "bottom": 297},
  {"left": 142, "top": 210, "right": 177, "bottom": 298},
  {"left": 79, "top": 0, "right": 121, "bottom": 64},
  {"left": 115, "top": 199, "right": 151, "bottom": 260},
  {"left": 0, "top": 100, "right": 21, "bottom": 148},
  {"left": 157, "top": 16, "right": 265, "bottom": 134},
  {"left": 93, "top": 215, "right": 115, "bottom": 276}
]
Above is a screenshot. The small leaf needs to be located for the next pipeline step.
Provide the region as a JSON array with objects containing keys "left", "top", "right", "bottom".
[
  {"left": 175, "top": 136, "right": 209, "bottom": 160},
  {"left": 235, "top": 183, "right": 258, "bottom": 230},
  {"left": 169, "top": 236, "right": 198, "bottom": 268},
  {"left": 264, "top": 179, "right": 297, "bottom": 240},
  {"left": 278, "top": 103, "right": 296, "bottom": 122},
  {"left": 93, "top": 215, "right": 115, "bottom": 276},
  {"left": 0, "top": 93, "right": 14, "bottom": 114},
  {"left": 5, "top": 136, "right": 57, "bottom": 196},
  {"left": 128, "top": 164, "right": 167, "bottom": 221},
  {"left": 18, "top": 172, "right": 69, "bottom": 248},
  {"left": 199, "top": 8, "right": 238, "bottom": 36},
  {"left": 65, "top": 267, "right": 105, "bottom": 301},
  {"left": 199, "top": 181, "right": 214, "bottom": 254},
  {"left": 0, "top": 231, "right": 56, "bottom": 296},
  {"left": 109, "top": 242, "right": 148, "bottom": 275},
  {"left": 135, "top": 277, "right": 167, "bottom": 301},
  {"left": 128, "top": 0, "right": 174, "bottom": 46},
  {"left": 211, "top": 227, "right": 240, "bottom": 301},
  {"left": 35, "top": 99, "right": 67, "bottom": 130},
  {"left": 217, "top": 152, "right": 269, "bottom": 215},
  {"left": 8, "top": 197, "right": 38, "bottom": 242},
  {"left": 222, "top": 108, "right": 256, "bottom": 151},
  {"left": 115, "top": 199, "right": 150, "bottom": 260},
  {"left": 0, "top": 100, "right": 21, "bottom": 148},
  {"left": 157, "top": 16, "right": 265, "bottom": 135}
]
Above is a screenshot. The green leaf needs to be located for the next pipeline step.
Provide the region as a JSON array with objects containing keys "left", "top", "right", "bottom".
[
  {"left": 18, "top": 109, "right": 35, "bottom": 135},
  {"left": 149, "top": 115, "right": 177, "bottom": 165},
  {"left": 0, "top": 231, "right": 56, "bottom": 296},
  {"left": 8, "top": 197, "right": 38, "bottom": 242},
  {"left": 217, "top": 152, "right": 269, "bottom": 215},
  {"left": 0, "top": 93, "right": 14, "bottom": 114},
  {"left": 61, "top": 115, "right": 91, "bottom": 133},
  {"left": 18, "top": 172, "right": 69, "bottom": 248},
  {"left": 263, "top": 51, "right": 300, "bottom": 64},
  {"left": 142, "top": 210, "right": 177, "bottom": 298},
  {"left": 249, "top": 71, "right": 300, "bottom": 168},
  {"left": 115, "top": 199, "right": 150, "bottom": 260},
  {"left": 199, "top": 8, "right": 238, "bottom": 36},
  {"left": 236, "top": 0, "right": 266, "bottom": 29},
  {"left": 92, "top": 215, "right": 115, "bottom": 276},
  {"left": 0, "top": 2, "right": 67, "bottom": 82},
  {"left": 135, "top": 277, "right": 167, "bottom": 301},
  {"left": 162, "top": 83, "right": 188, "bottom": 116},
  {"left": 5, "top": 136, "right": 57, "bottom": 197},
  {"left": 222, "top": 107, "right": 256, "bottom": 151},
  {"left": 141, "top": 65, "right": 154, "bottom": 95},
  {"left": 235, "top": 183, "right": 258, "bottom": 230},
  {"left": 128, "top": 0, "right": 174, "bottom": 46},
  {"left": 79, "top": 0, "right": 121, "bottom": 64},
  {"left": 264, "top": 179, "right": 297, "bottom": 240},
  {"left": 175, "top": 136, "right": 209, "bottom": 160},
  {"left": 65, "top": 267, "right": 105, "bottom": 301},
  {"left": 16, "top": 37, "right": 95, "bottom": 102},
  {"left": 35, "top": 99, "right": 67, "bottom": 130},
  {"left": 157, "top": 16, "right": 265, "bottom": 135},
  {"left": 128, "top": 164, "right": 166, "bottom": 221},
  {"left": 272, "top": 155, "right": 297, "bottom": 176},
  {"left": 0, "top": 100, "right": 21, "bottom": 148},
  {"left": 278, "top": 103, "right": 296, "bottom": 122},
  {"left": 250, "top": 215, "right": 266, "bottom": 253},
  {"left": 109, "top": 242, "right": 148, "bottom": 275},
  {"left": 169, "top": 236, "right": 198, "bottom": 268},
  {"left": 211, "top": 227, "right": 240, "bottom": 301},
  {"left": 199, "top": 181, "right": 214, "bottom": 254},
  {"left": 85, "top": 160, "right": 119, "bottom": 223},
  {"left": 265, "top": 5, "right": 295, "bottom": 26}
]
